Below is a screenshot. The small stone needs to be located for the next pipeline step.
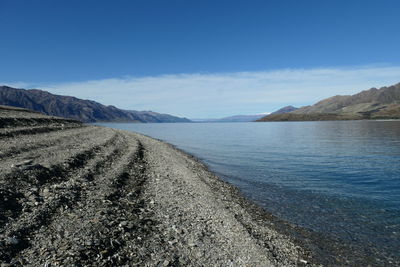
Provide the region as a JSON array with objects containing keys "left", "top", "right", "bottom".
[
  {"left": 119, "top": 221, "right": 128, "bottom": 227},
  {"left": 163, "top": 260, "right": 169, "bottom": 266},
  {"left": 42, "top": 188, "right": 50, "bottom": 197},
  {"left": 6, "top": 236, "right": 19, "bottom": 245},
  {"left": 15, "top": 159, "right": 33, "bottom": 167},
  {"left": 299, "top": 259, "right": 308, "bottom": 264}
]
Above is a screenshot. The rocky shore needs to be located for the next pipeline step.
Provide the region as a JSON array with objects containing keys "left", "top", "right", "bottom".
[{"left": 0, "top": 105, "right": 316, "bottom": 266}]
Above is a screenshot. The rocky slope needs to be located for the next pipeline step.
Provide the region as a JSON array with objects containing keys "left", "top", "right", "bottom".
[
  {"left": 258, "top": 82, "right": 400, "bottom": 121},
  {"left": 0, "top": 86, "right": 190, "bottom": 123}
]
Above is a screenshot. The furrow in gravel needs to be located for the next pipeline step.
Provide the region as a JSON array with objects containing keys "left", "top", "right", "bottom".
[
  {"left": 0, "top": 127, "right": 117, "bottom": 178},
  {"left": 0, "top": 131, "right": 129, "bottom": 264},
  {"left": 0, "top": 124, "right": 82, "bottom": 138},
  {"left": 0, "top": 129, "right": 122, "bottom": 228},
  {"left": 0, "top": 117, "right": 80, "bottom": 128},
  {"left": 0, "top": 126, "right": 97, "bottom": 159},
  {"left": 12, "top": 134, "right": 150, "bottom": 266}
]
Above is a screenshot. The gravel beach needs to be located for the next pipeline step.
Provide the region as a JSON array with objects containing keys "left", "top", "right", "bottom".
[{"left": 0, "top": 105, "right": 315, "bottom": 266}]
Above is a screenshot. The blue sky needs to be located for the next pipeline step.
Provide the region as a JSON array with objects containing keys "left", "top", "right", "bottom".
[{"left": 1, "top": 0, "right": 400, "bottom": 118}]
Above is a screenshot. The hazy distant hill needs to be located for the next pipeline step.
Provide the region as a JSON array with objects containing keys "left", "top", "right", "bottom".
[
  {"left": 214, "top": 114, "right": 266, "bottom": 122},
  {"left": 258, "top": 83, "right": 400, "bottom": 121},
  {"left": 0, "top": 86, "right": 191, "bottom": 123},
  {"left": 192, "top": 114, "right": 266, "bottom": 122}
]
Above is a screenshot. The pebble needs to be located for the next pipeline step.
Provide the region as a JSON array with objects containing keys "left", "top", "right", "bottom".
[
  {"left": 30, "top": 187, "right": 39, "bottom": 192},
  {"left": 119, "top": 221, "right": 128, "bottom": 227},
  {"left": 42, "top": 188, "right": 50, "bottom": 197},
  {"left": 14, "top": 159, "right": 34, "bottom": 167},
  {"left": 5, "top": 236, "right": 19, "bottom": 245}
]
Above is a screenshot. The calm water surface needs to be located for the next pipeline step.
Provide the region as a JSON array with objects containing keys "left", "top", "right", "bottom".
[{"left": 98, "top": 121, "right": 400, "bottom": 260}]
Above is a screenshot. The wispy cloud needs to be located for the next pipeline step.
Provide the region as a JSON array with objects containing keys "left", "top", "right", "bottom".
[{"left": 3, "top": 65, "right": 400, "bottom": 118}]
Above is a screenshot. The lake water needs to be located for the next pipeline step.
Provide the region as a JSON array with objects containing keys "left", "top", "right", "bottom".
[{"left": 97, "top": 121, "right": 400, "bottom": 262}]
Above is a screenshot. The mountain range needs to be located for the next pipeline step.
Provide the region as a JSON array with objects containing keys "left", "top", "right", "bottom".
[
  {"left": 192, "top": 114, "right": 267, "bottom": 122},
  {"left": 258, "top": 83, "right": 400, "bottom": 121},
  {"left": 191, "top": 106, "right": 299, "bottom": 122},
  {"left": 0, "top": 86, "right": 190, "bottom": 123}
]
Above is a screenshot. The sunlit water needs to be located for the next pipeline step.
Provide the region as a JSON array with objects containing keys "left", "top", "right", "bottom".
[{"left": 97, "top": 121, "right": 400, "bottom": 260}]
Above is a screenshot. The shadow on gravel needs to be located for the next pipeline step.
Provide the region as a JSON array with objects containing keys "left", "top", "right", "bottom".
[{"left": 0, "top": 188, "right": 24, "bottom": 227}]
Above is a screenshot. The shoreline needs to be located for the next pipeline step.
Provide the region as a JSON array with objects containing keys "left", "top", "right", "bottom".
[
  {"left": 0, "top": 106, "right": 396, "bottom": 266},
  {"left": 0, "top": 107, "right": 306, "bottom": 266},
  {"left": 98, "top": 122, "right": 400, "bottom": 266},
  {"left": 132, "top": 130, "right": 392, "bottom": 267},
  {"left": 121, "top": 130, "right": 309, "bottom": 266}
]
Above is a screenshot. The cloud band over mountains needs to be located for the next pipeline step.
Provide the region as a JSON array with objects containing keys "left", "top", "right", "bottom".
[{"left": 4, "top": 65, "right": 400, "bottom": 118}]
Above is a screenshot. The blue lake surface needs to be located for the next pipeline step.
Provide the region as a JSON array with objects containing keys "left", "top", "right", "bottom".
[{"left": 97, "top": 121, "right": 400, "bottom": 260}]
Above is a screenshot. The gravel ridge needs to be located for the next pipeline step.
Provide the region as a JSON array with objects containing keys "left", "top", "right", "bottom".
[{"left": 0, "top": 106, "right": 313, "bottom": 266}]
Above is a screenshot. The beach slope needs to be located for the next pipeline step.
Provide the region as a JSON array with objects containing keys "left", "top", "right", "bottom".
[{"left": 0, "top": 105, "right": 307, "bottom": 266}]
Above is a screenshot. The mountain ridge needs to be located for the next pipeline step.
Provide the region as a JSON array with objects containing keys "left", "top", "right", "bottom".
[
  {"left": 0, "top": 86, "right": 191, "bottom": 123},
  {"left": 258, "top": 82, "right": 400, "bottom": 121}
]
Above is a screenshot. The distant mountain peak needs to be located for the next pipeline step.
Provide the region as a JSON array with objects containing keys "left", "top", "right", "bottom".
[{"left": 271, "top": 105, "right": 298, "bottom": 115}]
